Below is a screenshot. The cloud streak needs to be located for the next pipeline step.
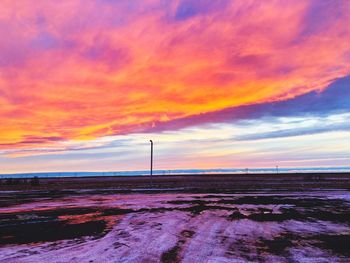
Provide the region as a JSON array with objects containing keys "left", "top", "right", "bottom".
[
  {"left": 235, "top": 121, "right": 350, "bottom": 141},
  {"left": 0, "top": 0, "right": 350, "bottom": 150},
  {"left": 149, "top": 74, "right": 350, "bottom": 132},
  {"left": 2, "top": 112, "right": 350, "bottom": 172}
]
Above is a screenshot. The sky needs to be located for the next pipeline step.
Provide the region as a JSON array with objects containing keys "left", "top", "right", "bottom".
[{"left": 0, "top": 0, "right": 350, "bottom": 173}]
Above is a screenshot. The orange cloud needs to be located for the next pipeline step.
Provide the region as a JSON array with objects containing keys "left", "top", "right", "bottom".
[{"left": 0, "top": 0, "right": 350, "bottom": 149}]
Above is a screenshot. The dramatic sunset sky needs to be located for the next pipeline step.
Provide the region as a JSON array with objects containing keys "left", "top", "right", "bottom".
[{"left": 0, "top": 0, "right": 350, "bottom": 173}]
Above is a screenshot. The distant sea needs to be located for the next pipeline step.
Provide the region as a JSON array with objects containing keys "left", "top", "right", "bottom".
[{"left": 1, "top": 167, "right": 350, "bottom": 178}]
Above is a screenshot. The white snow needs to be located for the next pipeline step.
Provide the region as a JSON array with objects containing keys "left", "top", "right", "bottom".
[{"left": 0, "top": 191, "right": 349, "bottom": 263}]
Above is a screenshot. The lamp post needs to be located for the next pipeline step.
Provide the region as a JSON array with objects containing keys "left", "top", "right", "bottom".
[{"left": 150, "top": 140, "right": 153, "bottom": 187}]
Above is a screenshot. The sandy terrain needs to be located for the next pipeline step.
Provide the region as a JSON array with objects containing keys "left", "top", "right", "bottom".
[{"left": 0, "top": 189, "right": 349, "bottom": 263}]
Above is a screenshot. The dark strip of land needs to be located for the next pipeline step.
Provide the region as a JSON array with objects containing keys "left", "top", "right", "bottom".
[{"left": 1, "top": 173, "right": 349, "bottom": 192}]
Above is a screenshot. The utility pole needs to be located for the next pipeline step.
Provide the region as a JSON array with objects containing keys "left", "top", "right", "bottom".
[
  {"left": 276, "top": 165, "right": 279, "bottom": 175},
  {"left": 150, "top": 140, "right": 153, "bottom": 187}
]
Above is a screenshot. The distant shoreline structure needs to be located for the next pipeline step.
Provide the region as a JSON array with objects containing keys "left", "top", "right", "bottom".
[{"left": 2, "top": 167, "right": 350, "bottom": 178}]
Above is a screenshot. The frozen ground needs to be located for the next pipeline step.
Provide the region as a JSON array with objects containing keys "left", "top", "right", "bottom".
[{"left": 0, "top": 190, "right": 349, "bottom": 262}]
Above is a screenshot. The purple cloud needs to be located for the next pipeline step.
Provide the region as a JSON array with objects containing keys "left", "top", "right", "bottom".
[{"left": 147, "top": 75, "right": 350, "bottom": 132}]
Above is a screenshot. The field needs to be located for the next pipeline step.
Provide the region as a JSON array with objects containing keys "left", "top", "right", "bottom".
[{"left": 0, "top": 174, "right": 349, "bottom": 262}]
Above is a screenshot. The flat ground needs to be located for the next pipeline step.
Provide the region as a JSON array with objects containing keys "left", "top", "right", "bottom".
[
  {"left": 1, "top": 172, "right": 350, "bottom": 192},
  {"left": 0, "top": 174, "right": 349, "bottom": 262}
]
